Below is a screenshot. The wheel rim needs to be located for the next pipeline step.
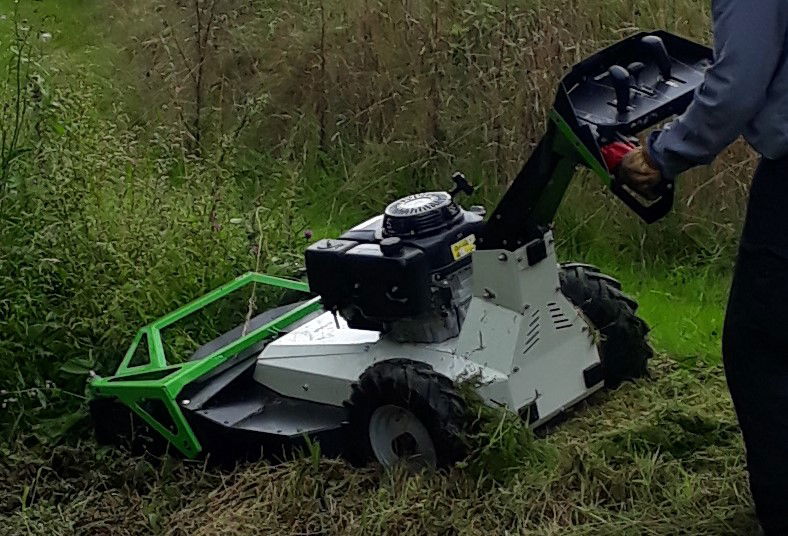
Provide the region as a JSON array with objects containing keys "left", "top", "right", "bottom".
[{"left": 368, "top": 405, "right": 437, "bottom": 470}]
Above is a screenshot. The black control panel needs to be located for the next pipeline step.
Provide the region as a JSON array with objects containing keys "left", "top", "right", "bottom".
[{"left": 564, "top": 31, "right": 712, "bottom": 144}]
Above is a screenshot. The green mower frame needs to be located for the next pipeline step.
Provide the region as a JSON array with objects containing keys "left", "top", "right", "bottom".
[{"left": 89, "top": 273, "right": 321, "bottom": 457}]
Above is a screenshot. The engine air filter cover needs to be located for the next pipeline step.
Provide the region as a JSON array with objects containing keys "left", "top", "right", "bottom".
[{"left": 383, "top": 192, "right": 462, "bottom": 238}]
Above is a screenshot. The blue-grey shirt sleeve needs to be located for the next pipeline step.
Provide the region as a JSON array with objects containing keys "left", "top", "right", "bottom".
[{"left": 648, "top": 0, "right": 788, "bottom": 177}]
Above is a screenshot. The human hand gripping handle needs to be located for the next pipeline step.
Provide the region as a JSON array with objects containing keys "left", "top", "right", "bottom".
[{"left": 600, "top": 141, "right": 675, "bottom": 223}]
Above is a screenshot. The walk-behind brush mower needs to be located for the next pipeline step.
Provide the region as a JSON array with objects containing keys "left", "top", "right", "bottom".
[{"left": 89, "top": 32, "right": 712, "bottom": 470}]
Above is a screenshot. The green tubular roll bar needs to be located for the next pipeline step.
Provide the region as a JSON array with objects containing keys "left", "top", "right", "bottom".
[{"left": 88, "top": 273, "right": 322, "bottom": 458}]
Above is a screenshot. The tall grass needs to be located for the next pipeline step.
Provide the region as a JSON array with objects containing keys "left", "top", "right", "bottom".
[
  {"left": 107, "top": 0, "right": 748, "bottom": 263},
  {"left": 0, "top": 0, "right": 743, "bottom": 442}
]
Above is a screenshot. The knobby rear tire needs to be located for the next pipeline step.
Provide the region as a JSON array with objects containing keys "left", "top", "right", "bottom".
[{"left": 559, "top": 263, "right": 653, "bottom": 388}]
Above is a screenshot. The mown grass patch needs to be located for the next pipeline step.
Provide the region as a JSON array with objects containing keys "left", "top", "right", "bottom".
[{"left": 0, "top": 358, "right": 756, "bottom": 535}]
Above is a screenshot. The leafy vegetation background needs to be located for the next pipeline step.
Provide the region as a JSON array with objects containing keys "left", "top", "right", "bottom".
[{"left": 0, "top": 1, "right": 759, "bottom": 534}]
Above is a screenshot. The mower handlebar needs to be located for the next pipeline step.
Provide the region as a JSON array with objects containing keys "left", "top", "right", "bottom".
[
  {"left": 610, "top": 173, "right": 675, "bottom": 224},
  {"left": 478, "top": 31, "right": 712, "bottom": 250}
]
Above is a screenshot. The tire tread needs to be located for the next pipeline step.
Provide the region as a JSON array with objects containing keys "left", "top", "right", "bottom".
[
  {"left": 345, "top": 359, "right": 467, "bottom": 467},
  {"left": 559, "top": 263, "right": 652, "bottom": 388}
]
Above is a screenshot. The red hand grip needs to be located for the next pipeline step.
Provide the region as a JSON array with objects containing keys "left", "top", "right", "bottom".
[{"left": 600, "top": 141, "right": 636, "bottom": 171}]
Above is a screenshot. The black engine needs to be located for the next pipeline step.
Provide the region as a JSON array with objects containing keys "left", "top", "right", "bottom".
[{"left": 305, "top": 191, "right": 484, "bottom": 342}]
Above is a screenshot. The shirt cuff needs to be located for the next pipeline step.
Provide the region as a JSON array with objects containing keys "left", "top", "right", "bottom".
[{"left": 646, "top": 123, "right": 698, "bottom": 178}]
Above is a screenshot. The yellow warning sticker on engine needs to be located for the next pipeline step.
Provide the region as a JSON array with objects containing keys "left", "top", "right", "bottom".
[{"left": 451, "top": 234, "right": 477, "bottom": 261}]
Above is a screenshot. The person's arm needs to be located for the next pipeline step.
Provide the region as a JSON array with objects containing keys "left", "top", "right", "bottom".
[{"left": 648, "top": 0, "right": 788, "bottom": 178}]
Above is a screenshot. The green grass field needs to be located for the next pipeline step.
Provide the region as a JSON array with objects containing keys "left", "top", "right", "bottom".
[
  {"left": 587, "top": 258, "right": 728, "bottom": 364},
  {"left": 0, "top": 1, "right": 757, "bottom": 533}
]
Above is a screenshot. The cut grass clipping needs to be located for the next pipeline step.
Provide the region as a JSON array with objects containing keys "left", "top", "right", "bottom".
[{"left": 2, "top": 357, "right": 757, "bottom": 535}]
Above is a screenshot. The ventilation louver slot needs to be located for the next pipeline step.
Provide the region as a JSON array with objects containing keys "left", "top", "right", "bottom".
[
  {"left": 547, "top": 302, "right": 573, "bottom": 330},
  {"left": 522, "top": 308, "right": 541, "bottom": 356}
]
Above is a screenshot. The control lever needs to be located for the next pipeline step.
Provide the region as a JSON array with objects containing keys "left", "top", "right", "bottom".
[
  {"left": 641, "top": 35, "right": 672, "bottom": 80},
  {"left": 626, "top": 61, "right": 646, "bottom": 85},
  {"left": 626, "top": 61, "right": 655, "bottom": 96},
  {"left": 608, "top": 65, "right": 632, "bottom": 115},
  {"left": 449, "top": 171, "right": 475, "bottom": 198}
]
